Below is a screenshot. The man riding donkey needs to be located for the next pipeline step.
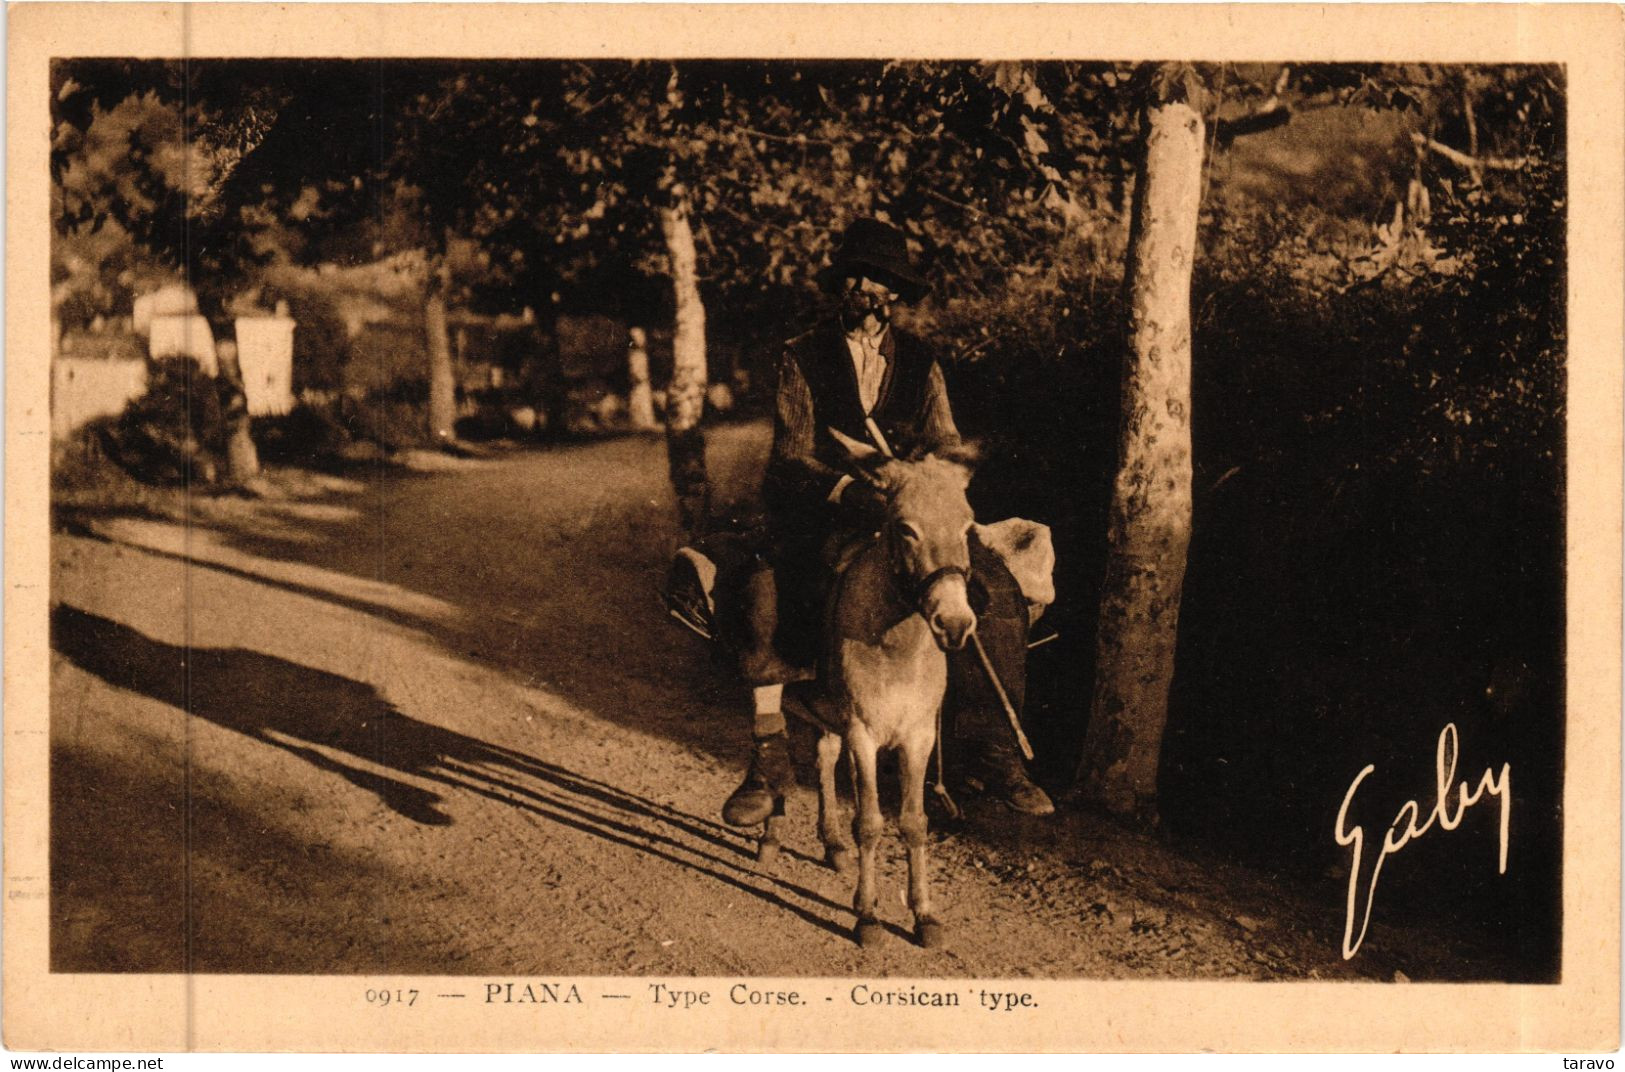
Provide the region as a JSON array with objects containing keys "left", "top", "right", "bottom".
[{"left": 672, "top": 217, "right": 1056, "bottom": 826}]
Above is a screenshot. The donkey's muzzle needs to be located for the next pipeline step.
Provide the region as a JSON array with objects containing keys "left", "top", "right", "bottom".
[
  {"left": 928, "top": 611, "right": 976, "bottom": 652},
  {"left": 917, "top": 564, "right": 975, "bottom": 652}
]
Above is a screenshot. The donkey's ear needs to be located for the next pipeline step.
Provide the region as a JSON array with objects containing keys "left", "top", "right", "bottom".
[
  {"left": 828, "top": 426, "right": 890, "bottom": 487},
  {"left": 828, "top": 426, "right": 881, "bottom": 465}
]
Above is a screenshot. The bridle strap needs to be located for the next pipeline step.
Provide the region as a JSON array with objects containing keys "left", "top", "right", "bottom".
[{"left": 910, "top": 563, "right": 970, "bottom": 611}]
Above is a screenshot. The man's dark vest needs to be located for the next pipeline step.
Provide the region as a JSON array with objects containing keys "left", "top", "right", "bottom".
[{"left": 791, "top": 321, "right": 940, "bottom": 462}]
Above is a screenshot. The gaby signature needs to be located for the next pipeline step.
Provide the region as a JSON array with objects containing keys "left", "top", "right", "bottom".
[{"left": 1334, "top": 722, "right": 1511, "bottom": 959}]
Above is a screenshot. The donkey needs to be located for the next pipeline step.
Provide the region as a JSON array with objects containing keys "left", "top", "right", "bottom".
[{"left": 780, "top": 427, "right": 978, "bottom": 949}]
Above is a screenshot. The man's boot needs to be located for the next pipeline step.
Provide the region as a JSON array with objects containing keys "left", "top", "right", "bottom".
[
  {"left": 967, "top": 736, "right": 1055, "bottom": 816},
  {"left": 722, "top": 731, "right": 796, "bottom": 827},
  {"left": 951, "top": 546, "right": 1054, "bottom": 815}
]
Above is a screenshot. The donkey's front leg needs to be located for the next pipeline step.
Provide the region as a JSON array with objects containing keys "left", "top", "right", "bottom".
[
  {"left": 848, "top": 730, "right": 886, "bottom": 948},
  {"left": 816, "top": 731, "right": 855, "bottom": 874},
  {"left": 899, "top": 729, "right": 944, "bottom": 949}
]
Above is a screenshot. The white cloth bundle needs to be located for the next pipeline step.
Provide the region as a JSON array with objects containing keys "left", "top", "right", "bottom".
[{"left": 974, "top": 518, "right": 1056, "bottom": 620}]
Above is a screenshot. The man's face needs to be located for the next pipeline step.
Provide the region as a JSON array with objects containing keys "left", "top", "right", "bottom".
[{"left": 838, "top": 274, "right": 899, "bottom": 329}]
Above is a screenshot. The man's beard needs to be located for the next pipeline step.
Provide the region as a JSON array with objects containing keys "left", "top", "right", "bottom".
[{"left": 841, "top": 293, "right": 892, "bottom": 330}]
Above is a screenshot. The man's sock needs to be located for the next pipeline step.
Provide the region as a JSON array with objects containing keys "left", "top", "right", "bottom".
[{"left": 752, "top": 685, "right": 786, "bottom": 737}]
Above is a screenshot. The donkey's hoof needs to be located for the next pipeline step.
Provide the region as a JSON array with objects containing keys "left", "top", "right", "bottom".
[
  {"left": 756, "top": 815, "right": 789, "bottom": 866},
  {"left": 915, "top": 919, "right": 946, "bottom": 950},
  {"left": 855, "top": 920, "right": 886, "bottom": 949},
  {"left": 825, "top": 847, "right": 857, "bottom": 874}
]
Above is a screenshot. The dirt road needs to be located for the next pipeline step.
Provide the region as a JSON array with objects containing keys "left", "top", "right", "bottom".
[{"left": 50, "top": 423, "right": 1475, "bottom": 979}]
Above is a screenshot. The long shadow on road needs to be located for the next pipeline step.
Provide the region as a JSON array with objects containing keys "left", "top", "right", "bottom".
[
  {"left": 53, "top": 603, "right": 863, "bottom": 948},
  {"left": 61, "top": 431, "right": 778, "bottom": 790}
]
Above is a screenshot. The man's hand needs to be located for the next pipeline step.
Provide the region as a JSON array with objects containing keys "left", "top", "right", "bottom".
[{"left": 839, "top": 480, "right": 890, "bottom": 530}]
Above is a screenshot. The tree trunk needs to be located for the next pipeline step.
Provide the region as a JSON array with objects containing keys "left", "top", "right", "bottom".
[
  {"left": 626, "top": 326, "right": 657, "bottom": 430},
  {"left": 1075, "top": 64, "right": 1205, "bottom": 822},
  {"left": 214, "top": 338, "right": 262, "bottom": 486},
  {"left": 424, "top": 262, "right": 458, "bottom": 447},
  {"left": 195, "top": 292, "right": 261, "bottom": 488},
  {"left": 660, "top": 190, "right": 710, "bottom": 536}
]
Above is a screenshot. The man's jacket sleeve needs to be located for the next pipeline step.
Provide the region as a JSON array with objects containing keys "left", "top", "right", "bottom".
[{"left": 765, "top": 346, "right": 845, "bottom": 513}]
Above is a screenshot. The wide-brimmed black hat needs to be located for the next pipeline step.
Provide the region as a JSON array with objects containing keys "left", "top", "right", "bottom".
[{"left": 816, "top": 217, "right": 929, "bottom": 303}]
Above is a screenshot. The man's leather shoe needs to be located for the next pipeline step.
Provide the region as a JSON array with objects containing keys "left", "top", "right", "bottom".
[
  {"left": 722, "top": 731, "right": 796, "bottom": 827},
  {"left": 968, "top": 740, "right": 1055, "bottom": 816}
]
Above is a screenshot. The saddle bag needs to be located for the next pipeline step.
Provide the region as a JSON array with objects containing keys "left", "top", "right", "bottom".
[
  {"left": 664, "top": 545, "right": 720, "bottom": 640},
  {"left": 973, "top": 519, "right": 1056, "bottom": 624},
  {"left": 662, "top": 519, "right": 772, "bottom": 642}
]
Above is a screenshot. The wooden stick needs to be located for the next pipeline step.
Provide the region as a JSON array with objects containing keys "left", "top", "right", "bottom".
[
  {"left": 864, "top": 417, "right": 894, "bottom": 458},
  {"left": 932, "top": 702, "right": 961, "bottom": 820},
  {"left": 971, "top": 632, "right": 1034, "bottom": 762}
]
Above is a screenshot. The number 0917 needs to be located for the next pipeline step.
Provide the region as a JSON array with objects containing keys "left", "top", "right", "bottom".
[{"left": 366, "top": 988, "right": 419, "bottom": 1007}]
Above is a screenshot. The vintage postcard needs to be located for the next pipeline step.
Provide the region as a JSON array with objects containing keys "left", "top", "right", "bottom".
[{"left": 6, "top": 2, "right": 1621, "bottom": 1054}]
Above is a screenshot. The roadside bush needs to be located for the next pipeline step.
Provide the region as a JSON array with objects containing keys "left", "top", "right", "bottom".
[
  {"left": 253, "top": 403, "right": 353, "bottom": 467},
  {"left": 95, "top": 357, "right": 224, "bottom": 485},
  {"left": 336, "top": 386, "right": 434, "bottom": 452}
]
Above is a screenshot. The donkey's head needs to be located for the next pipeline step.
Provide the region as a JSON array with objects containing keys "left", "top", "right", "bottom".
[{"left": 831, "top": 428, "right": 977, "bottom": 651}]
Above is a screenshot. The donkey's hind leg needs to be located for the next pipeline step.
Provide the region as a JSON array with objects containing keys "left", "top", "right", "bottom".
[
  {"left": 848, "top": 731, "right": 886, "bottom": 948},
  {"left": 900, "top": 731, "right": 944, "bottom": 949},
  {"left": 816, "top": 731, "right": 855, "bottom": 873}
]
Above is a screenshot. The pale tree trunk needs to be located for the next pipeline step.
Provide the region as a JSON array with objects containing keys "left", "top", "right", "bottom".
[
  {"left": 1075, "top": 64, "right": 1206, "bottom": 822},
  {"left": 626, "top": 326, "right": 657, "bottom": 430},
  {"left": 424, "top": 260, "right": 458, "bottom": 447},
  {"left": 660, "top": 189, "right": 710, "bottom": 535}
]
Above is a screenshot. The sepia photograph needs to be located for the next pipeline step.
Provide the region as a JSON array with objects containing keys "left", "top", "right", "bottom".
[{"left": 7, "top": 2, "right": 1621, "bottom": 1055}]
